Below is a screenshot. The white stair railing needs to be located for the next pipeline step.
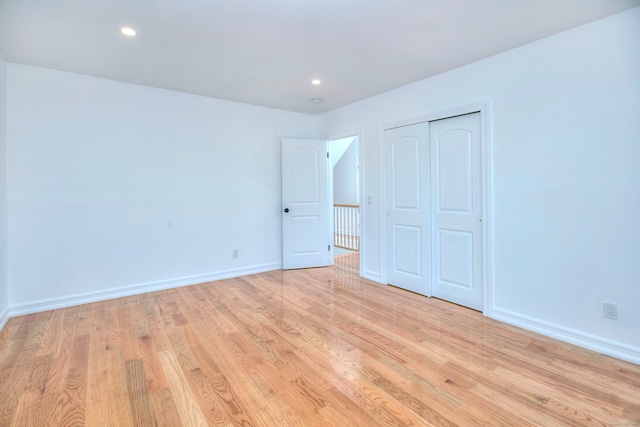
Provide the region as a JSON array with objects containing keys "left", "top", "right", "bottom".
[{"left": 334, "top": 204, "right": 360, "bottom": 251}]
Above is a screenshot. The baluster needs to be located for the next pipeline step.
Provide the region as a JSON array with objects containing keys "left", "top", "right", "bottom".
[
  {"left": 333, "top": 205, "right": 362, "bottom": 251},
  {"left": 333, "top": 206, "right": 338, "bottom": 247},
  {"left": 345, "top": 208, "right": 349, "bottom": 249},
  {"left": 340, "top": 207, "right": 345, "bottom": 248},
  {"left": 336, "top": 206, "right": 339, "bottom": 248},
  {"left": 356, "top": 207, "right": 359, "bottom": 250},
  {"left": 357, "top": 207, "right": 360, "bottom": 250},
  {"left": 352, "top": 207, "right": 355, "bottom": 250}
]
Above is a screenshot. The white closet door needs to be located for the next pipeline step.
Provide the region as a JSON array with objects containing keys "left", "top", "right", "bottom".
[
  {"left": 430, "top": 113, "right": 483, "bottom": 310},
  {"left": 385, "top": 123, "right": 431, "bottom": 296}
]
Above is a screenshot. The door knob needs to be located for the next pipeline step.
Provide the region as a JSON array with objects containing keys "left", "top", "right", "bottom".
[{"left": 284, "top": 208, "right": 289, "bottom": 213}]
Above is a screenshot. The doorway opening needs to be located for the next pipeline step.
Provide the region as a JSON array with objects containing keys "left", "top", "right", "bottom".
[{"left": 330, "top": 136, "right": 360, "bottom": 258}]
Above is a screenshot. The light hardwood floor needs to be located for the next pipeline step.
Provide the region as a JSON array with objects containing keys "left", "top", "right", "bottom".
[{"left": 1, "top": 253, "right": 639, "bottom": 426}]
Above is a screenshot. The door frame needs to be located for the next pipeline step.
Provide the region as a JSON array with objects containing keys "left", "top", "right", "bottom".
[
  {"left": 326, "top": 128, "right": 364, "bottom": 278},
  {"left": 380, "top": 99, "right": 494, "bottom": 316}
]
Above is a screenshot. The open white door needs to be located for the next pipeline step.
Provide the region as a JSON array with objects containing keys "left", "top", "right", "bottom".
[{"left": 282, "top": 139, "right": 330, "bottom": 270}]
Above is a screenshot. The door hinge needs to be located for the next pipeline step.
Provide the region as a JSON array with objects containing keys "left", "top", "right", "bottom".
[
  {"left": 327, "top": 152, "right": 329, "bottom": 158},
  {"left": 328, "top": 245, "right": 331, "bottom": 251}
]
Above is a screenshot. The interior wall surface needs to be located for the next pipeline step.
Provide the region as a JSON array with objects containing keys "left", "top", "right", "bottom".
[
  {"left": 6, "top": 65, "right": 315, "bottom": 311},
  {"left": 316, "top": 8, "right": 640, "bottom": 363},
  {"left": 333, "top": 140, "right": 358, "bottom": 205}
]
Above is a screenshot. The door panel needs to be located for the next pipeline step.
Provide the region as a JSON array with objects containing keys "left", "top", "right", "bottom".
[
  {"left": 385, "top": 123, "right": 430, "bottom": 296},
  {"left": 293, "top": 148, "right": 320, "bottom": 202},
  {"left": 282, "top": 139, "right": 329, "bottom": 270},
  {"left": 437, "top": 229, "right": 473, "bottom": 288},
  {"left": 292, "top": 216, "right": 321, "bottom": 253},
  {"left": 392, "top": 138, "right": 421, "bottom": 209},
  {"left": 393, "top": 224, "right": 422, "bottom": 277},
  {"left": 431, "top": 113, "right": 483, "bottom": 310},
  {"left": 437, "top": 131, "right": 472, "bottom": 213}
]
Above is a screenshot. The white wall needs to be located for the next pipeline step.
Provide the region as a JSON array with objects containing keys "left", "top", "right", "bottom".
[
  {"left": 333, "top": 139, "right": 358, "bottom": 205},
  {"left": 317, "top": 8, "right": 640, "bottom": 363},
  {"left": 0, "top": 52, "right": 8, "bottom": 329},
  {"left": 6, "top": 65, "right": 315, "bottom": 312}
]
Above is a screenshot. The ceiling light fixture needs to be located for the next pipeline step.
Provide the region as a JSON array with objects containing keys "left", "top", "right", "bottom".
[
  {"left": 311, "top": 79, "right": 321, "bottom": 85},
  {"left": 311, "top": 98, "right": 323, "bottom": 104},
  {"left": 121, "top": 27, "right": 136, "bottom": 36}
]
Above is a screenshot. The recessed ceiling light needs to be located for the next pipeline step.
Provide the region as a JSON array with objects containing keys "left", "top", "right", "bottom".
[
  {"left": 311, "top": 79, "right": 321, "bottom": 85},
  {"left": 311, "top": 98, "right": 323, "bottom": 104},
  {"left": 121, "top": 27, "right": 136, "bottom": 36}
]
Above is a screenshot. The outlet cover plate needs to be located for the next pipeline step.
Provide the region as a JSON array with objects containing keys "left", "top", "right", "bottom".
[{"left": 603, "top": 302, "right": 618, "bottom": 320}]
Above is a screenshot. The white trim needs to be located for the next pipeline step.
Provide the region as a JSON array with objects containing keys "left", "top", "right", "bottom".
[
  {"left": 380, "top": 99, "right": 494, "bottom": 315},
  {"left": 7, "top": 262, "right": 281, "bottom": 318},
  {"left": 378, "top": 124, "right": 388, "bottom": 284},
  {"left": 480, "top": 101, "right": 495, "bottom": 318},
  {"left": 0, "top": 306, "right": 9, "bottom": 332},
  {"left": 4, "top": 267, "right": 637, "bottom": 365},
  {"left": 327, "top": 138, "right": 335, "bottom": 267},
  {"left": 380, "top": 100, "right": 486, "bottom": 130},
  {"left": 362, "top": 270, "right": 382, "bottom": 283},
  {"left": 493, "top": 307, "right": 640, "bottom": 366}
]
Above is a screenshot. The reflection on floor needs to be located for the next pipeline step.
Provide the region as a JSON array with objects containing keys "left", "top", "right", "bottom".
[{"left": 334, "top": 246, "right": 356, "bottom": 256}]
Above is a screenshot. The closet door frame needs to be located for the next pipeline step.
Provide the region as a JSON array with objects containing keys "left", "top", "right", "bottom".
[{"left": 380, "top": 99, "right": 494, "bottom": 316}]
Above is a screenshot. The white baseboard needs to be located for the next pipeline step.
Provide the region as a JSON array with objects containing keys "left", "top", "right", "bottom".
[
  {"left": 5, "top": 267, "right": 639, "bottom": 367},
  {"left": 492, "top": 307, "right": 640, "bottom": 365},
  {"left": 7, "top": 262, "right": 282, "bottom": 318},
  {"left": 0, "top": 305, "right": 9, "bottom": 333},
  {"left": 362, "top": 269, "right": 382, "bottom": 283}
]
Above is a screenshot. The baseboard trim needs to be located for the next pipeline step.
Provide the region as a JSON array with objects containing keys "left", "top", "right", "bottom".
[
  {"left": 8, "top": 262, "right": 282, "bottom": 318},
  {"left": 6, "top": 268, "right": 638, "bottom": 366},
  {"left": 492, "top": 307, "right": 640, "bottom": 365},
  {"left": 0, "top": 305, "right": 9, "bottom": 333},
  {"left": 362, "top": 269, "right": 382, "bottom": 283}
]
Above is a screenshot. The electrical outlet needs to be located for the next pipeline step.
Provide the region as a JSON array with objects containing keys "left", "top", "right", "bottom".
[
  {"left": 232, "top": 249, "right": 239, "bottom": 259},
  {"left": 603, "top": 302, "right": 617, "bottom": 320}
]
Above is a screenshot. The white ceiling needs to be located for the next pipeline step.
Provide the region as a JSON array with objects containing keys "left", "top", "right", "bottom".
[{"left": 1, "top": 0, "right": 638, "bottom": 115}]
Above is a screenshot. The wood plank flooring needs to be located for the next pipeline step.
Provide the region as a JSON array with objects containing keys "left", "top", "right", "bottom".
[{"left": 1, "top": 253, "right": 639, "bottom": 426}]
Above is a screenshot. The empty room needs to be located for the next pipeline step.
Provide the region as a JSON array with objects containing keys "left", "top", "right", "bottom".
[{"left": 0, "top": 0, "right": 639, "bottom": 426}]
